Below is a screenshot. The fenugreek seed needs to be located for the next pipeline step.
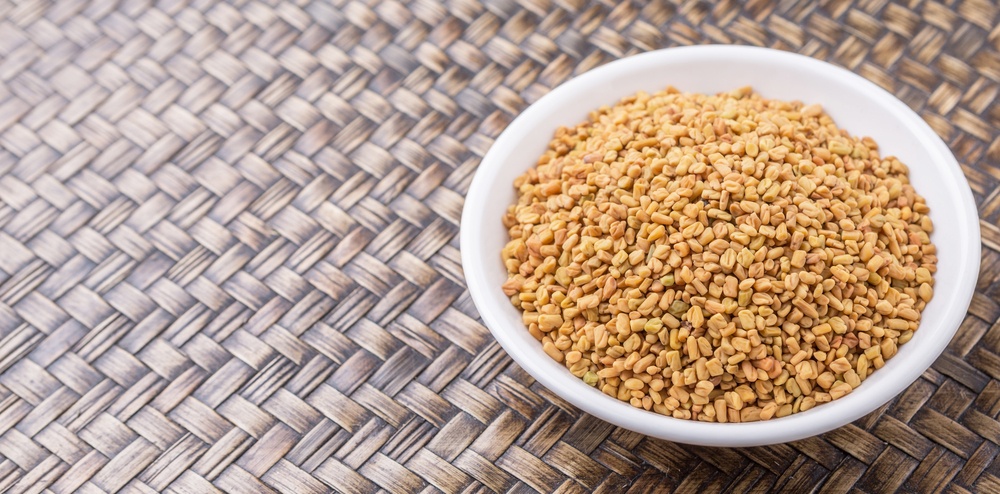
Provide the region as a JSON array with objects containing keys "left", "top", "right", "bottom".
[
  {"left": 732, "top": 337, "right": 751, "bottom": 354},
  {"left": 918, "top": 283, "right": 933, "bottom": 302},
  {"left": 790, "top": 250, "right": 807, "bottom": 268},
  {"left": 738, "top": 289, "right": 752, "bottom": 307},
  {"left": 867, "top": 255, "right": 886, "bottom": 272},
  {"left": 735, "top": 385, "right": 755, "bottom": 403},
  {"left": 634, "top": 354, "right": 656, "bottom": 373},
  {"left": 705, "top": 299, "right": 726, "bottom": 314},
  {"left": 915, "top": 267, "right": 932, "bottom": 284},
  {"left": 624, "top": 334, "right": 642, "bottom": 353},
  {"left": 644, "top": 318, "right": 664, "bottom": 333},
  {"left": 725, "top": 391, "right": 744, "bottom": 410},
  {"left": 881, "top": 338, "right": 897, "bottom": 359},
  {"left": 578, "top": 294, "right": 599, "bottom": 310},
  {"left": 844, "top": 370, "right": 861, "bottom": 388},
  {"left": 816, "top": 372, "right": 836, "bottom": 390},
  {"left": 669, "top": 300, "right": 690, "bottom": 317},
  {"left": 800, "top": 396, "right": 817, "bottom": 411},
  {"left": 832, "top": 254, "right": 854, "bottom": 265},
  {"left": 624, "top": 378, "right": 645, "bottom": 390},
  {"left": 687, "top": 306, "right": 705, "bottom": 328},
  {"left": 706, "top": 358, "right": 724, "bottom": 377},
  {"left": 829, "top": 141, "right": 852, "bottom": 156},
  {"left": 829, "top": 316, "right": 847, "bottom": 334},
  {"left": 760, "top": 402, "right": 779, "bottom": 420},
  {"left": 887, "top": 318, "right": 909, "bottom": 330},
  {"left": 830, "top": 265, "right": 851, "bottom": 283},
  {"left": 752, "top": 293, "right": 772, "bottom": 306},
  {"left": 505, "top": 87, "right": 933, "bottom": 422},
  {"left": 829, "top": 357, "right": 852, "bottom": 374},
  {"left": 630, "top": 318, "right": 647, "bottom": 333},
  {"left": 829, "top": 381, "right": 853, "bottom": 400},
  {"left": 898, "top": 330, "right": 913, "bottom": 344},
  {"left": 695, "top": 380, "right": 714, "bottom": 397},
  {"left": 538, "top": 314, "right": 564, "bottom": 331},
  {"left": 543, "top": 341, "right": 564, "bottom": 362}
]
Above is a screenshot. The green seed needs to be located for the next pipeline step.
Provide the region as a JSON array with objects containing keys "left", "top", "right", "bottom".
[{"left": 669, "top": 300, "right": 690, "bottom": 317}]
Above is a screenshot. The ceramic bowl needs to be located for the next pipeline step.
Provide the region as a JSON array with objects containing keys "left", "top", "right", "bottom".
[{"left": 460, "top": 45, "right": 980, "bottom": 446}]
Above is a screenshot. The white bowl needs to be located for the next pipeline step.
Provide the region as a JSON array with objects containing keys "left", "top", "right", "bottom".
[{"left": 460, "top": 45, "right": 980, "bottom": 446}]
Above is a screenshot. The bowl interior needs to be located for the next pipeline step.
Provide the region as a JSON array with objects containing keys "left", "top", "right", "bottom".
[{"left": 461, "top": 46, "right": 980, "bottom": 446}]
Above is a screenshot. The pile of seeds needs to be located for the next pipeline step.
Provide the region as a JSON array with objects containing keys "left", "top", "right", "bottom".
[{"left": 501, "top": 87, "right": 936, "bottom": 422}]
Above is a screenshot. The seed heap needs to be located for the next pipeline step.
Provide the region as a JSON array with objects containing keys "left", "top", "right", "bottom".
[{"left": 501, "top": 87, "right": 936, "bottom": 422}]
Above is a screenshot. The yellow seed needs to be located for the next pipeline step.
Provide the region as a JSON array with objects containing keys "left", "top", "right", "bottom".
[
  {"left": 832, "top": 254, "right": 854, "bottom": 265},
  {"left": 829, "top": 357, "right": 852, "bottom": 374},
  {"left": 790, "top": 250, "right": 807, "bottom": 268},
  {"left": 624, "top": 378, "right": 644, "bottom": 390},
  {"left": 915, "top": 267, "right": 932, "bottom": 284},
  {"left": 538, "top": 314, "right": 564, "bottom": 331},
  {"left": 630, "top": 318, "right": 648, "bottom": 333},
  {"left": 706, "top": 358, "right": 724, "bottom": 377},
  {"left": 687, "top": 306, "right": 705, "bottom": 328},
  {"left": 644, "top": 318, "right": 664, "bottom": 333},
  {"left": 897, "top": 308, "right": 919, "bottom": 321},
  {"left": 725, "top": 391, "right": 744, "bottom": 410},
  {"left": 829, "top": 141, "right": 852, "bottom": 156},
  {"left": 887, "top": 318, "right": 909, "bottom": 330},
  {"left": 829, "top": 381, "right": 853, "bottom": 400},
  {"left": 918, "top": 283, "right": 933, "bottom": 302},
  {"left": 738, "top": 289, "right": 752, "bottom": 307},
  {"left": 543, "top": 341, "right": 564, "bottom": 362}
]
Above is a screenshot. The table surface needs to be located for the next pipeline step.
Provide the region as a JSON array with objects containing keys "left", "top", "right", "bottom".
[{"left": 1, "top": 0, "right": 999, "bottom": 492}]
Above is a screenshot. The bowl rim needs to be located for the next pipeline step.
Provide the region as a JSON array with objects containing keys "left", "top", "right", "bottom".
[{"left": 460, "top": 45, "right": 981, "bottom": 446}]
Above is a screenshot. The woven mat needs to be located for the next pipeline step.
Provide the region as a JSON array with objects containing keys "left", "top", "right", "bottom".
[{"left": 0, "top": 0, "right": 999, "bottom": 492}]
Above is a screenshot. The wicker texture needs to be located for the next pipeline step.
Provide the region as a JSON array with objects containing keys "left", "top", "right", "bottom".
[{"left": 0, "top": 0, "right": 998, "bottom": 492}]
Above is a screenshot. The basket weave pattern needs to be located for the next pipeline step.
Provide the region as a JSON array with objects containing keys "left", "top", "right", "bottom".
[{"left": 1, "top": 0, "right": 999, "bottom": 492}]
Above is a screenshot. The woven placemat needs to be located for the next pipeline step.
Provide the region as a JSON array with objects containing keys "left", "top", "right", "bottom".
[{"left": 1, "top": 0, "right": 999, "bottom": 492}]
